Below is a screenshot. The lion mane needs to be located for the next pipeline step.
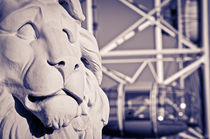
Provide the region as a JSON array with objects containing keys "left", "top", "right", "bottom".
[{"left": 0, "top": 0, "right": 109, "bottom": 139}]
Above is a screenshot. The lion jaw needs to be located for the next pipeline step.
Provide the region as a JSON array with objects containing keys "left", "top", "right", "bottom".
[{"left": 24, "top": 89, "right": 78, "bottom": 129}]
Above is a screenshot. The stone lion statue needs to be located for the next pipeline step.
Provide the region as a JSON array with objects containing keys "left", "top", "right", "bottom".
[{"left": 0, "top": 0, "right": 109, "bottom": 138}]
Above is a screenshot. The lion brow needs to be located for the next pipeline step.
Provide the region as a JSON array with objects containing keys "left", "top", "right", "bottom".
[{"left": 0, "top": 6, "right": 42, "bottom": 33}]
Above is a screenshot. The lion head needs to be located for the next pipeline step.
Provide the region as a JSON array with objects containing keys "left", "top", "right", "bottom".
[{"left": 0, "top": 0, "right": 109, "bottom": 138}]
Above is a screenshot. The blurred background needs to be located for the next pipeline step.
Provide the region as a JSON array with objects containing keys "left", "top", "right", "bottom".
[{"left": 81, "top": 0, "right": 210, "bottom": 138}]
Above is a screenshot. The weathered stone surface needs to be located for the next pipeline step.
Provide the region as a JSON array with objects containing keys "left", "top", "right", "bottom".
[{"left": 0, "top": 0, "right": 109, "bottom": 138}]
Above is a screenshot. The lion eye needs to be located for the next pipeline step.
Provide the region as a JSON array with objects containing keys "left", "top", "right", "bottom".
[
  {"left": 63, "top": 28, "right": 76, "bottom": 43},
  {"left": 63, "top": 29, "right": 71, "bottom": 41},
  {"left": 17, "top": 23, "right": 37, "bottom": 41}
]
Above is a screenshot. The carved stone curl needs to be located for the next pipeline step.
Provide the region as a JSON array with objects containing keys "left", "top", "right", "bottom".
[{"left": 0, "top": 0, "right": 109, "bottom": 138}]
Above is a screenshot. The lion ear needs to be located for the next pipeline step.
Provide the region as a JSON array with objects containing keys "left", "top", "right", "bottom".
[{"left": 58, "top": 0, "right": 85, "bottom": 22}]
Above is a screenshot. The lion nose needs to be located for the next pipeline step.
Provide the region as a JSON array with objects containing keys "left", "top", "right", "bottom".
[
  {"left": 47, "top": 57, "right": 85, "bottom": 102},
  {"left": 47, "top": 56, "right": 81, "bottom": 72},
  {"left": 48, "top": 60, "right": 65, "bottom": 66}
]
